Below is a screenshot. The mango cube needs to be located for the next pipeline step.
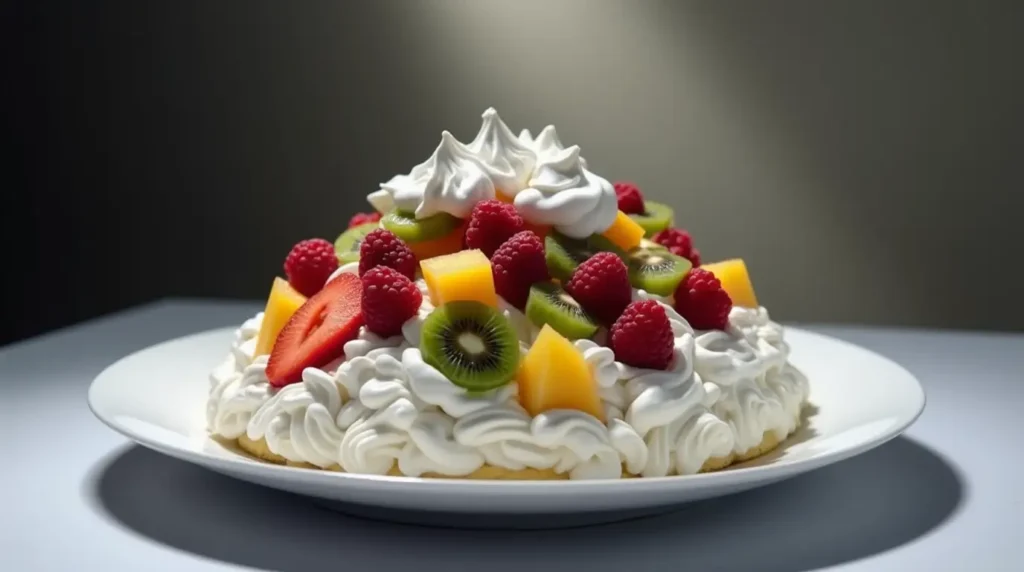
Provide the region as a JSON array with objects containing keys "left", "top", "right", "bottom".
[
  {"left": 700, "top": 258, "right": 759, "bottom": 308},
  {"left": 600, "top": 211, "right": 645, "bottom": 251},
  {"left": 420, "top": 249, "right": 498, "bottom": 308},
  {"left": 408, "top": 224, "right": 467, "bottom": 261},
  {"left": 517, "top": 325, "right": 604, "bottom": 421},
  {"left": 254, "top": 277, "right": 307, "bottom": 356}
]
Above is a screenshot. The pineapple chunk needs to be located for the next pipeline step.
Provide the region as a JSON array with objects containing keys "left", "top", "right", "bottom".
[
  {"left": 254, "top": 277, "right": 307, "bottom": 356},
  {"left": 701, "top": 258, "right": 759, "bottom": 308},
  {"left": 420, "top": 249, "right": 498, "bottom": 308},
  {"left": 517, "top": 325, "right": 604, "bottom": 421},
  {"left": 600, "top": 211, "right": 645, "bottom": 251}
]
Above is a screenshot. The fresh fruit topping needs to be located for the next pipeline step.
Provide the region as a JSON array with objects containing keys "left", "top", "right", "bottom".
[
  {"left": 406, "top": 222, "right": 467, "bottom": 261},
  {"left": 640, "top": 237, "right": 667, "bottom": 251},
  {"left": 544, "top": 231, "right": 625, "bottom": 282},
  {"left": 673, "top": 268, "right": 733, "bottom": 330},
  {"left": 420, "top": 249, "right": 498, "bottom": 308},
  {"left": 348, "top": 211, "right": 381, "bottom": 228},
  {"left": 609, "top": 300, "right": 675, "bottom": 370},
  {"left": 653, "top": 227, "right": 701, "bottom": 267},
  {"left": 495, "top": 191, "right": 515, "bottom": 204},
  {"left": 614, "top": 181, "right": 645, "bottom": 214},
  {"left": 625, "top": 245, "right": 692, "bottom": 296},
  {"left": 525, "top": 282, "right": 598, "bottom": 340},
  {"left": 420, "top": 301, "right": 519, "bottom": 392},
  {"left": 265, "top": 273, "right": 364, "bottom": 387},
  {"left": 565, "top": 252, "right": 632, "bottom": 325},
  {"left": 358, "top": 228, "right": 419, "bottom": 280},
  {"left": 700, "top": 258, "right": 758, "bottom": 308},
  {"left": 381, "top": 209, "right": 461, "bottom": 243},
  {"left": 517, "top": 324, "right": 604, "bottom": 421},
  {"left": 464, "top": 199, "right": 526, "bottom": 258},
  {"left": 284, "top": 238, "right": 340, "bottom": 297},
  {"left": 361, "top": 266, "right": 423, "bottom": 337},
  {"left": 491, "top": 230, "right": 549, "bottom": 309},
  {"left": 629, "top": 201, "right": 675, "bottom": 237},
  {"left": 600, "top": 210, "right": 646, "bottom": 251},
  {"left": 254, "top": 277, "right": 308, "bottom": 356},
  {"left": 334, "top": 222, "right": 379, "bottom": 265}
]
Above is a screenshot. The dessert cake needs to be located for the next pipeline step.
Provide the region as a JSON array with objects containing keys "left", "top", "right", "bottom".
[{"left": 207, "top": 108, "right": 809, "bottom": 480}]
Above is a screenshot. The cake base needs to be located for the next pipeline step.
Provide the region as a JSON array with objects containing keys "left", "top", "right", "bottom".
[{"left": 232, "top": 415, "right": 800, "bottom": 479}]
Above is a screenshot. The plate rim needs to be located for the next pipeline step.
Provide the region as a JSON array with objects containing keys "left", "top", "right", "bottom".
[{"left": 88, "top": 325, "right": 926, "bottom": 493}]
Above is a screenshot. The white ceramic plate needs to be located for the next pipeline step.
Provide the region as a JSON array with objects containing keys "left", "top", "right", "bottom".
[{"left": 88, "top": 326, "right": 924, "bottom": 526}]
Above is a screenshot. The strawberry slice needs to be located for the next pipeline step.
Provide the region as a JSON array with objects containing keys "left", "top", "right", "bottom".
[{"left": 265, "top": 272, "right": 364, "bottom": 387}]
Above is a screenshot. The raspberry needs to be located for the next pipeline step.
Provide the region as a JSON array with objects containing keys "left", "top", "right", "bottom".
[
  {"left": 491, "top": 231, "right": 550, "bottom": 309},
  {"left": 674, "top": 268, "right": 732, "bottom": 330},
  {"left": 465, "top": 199, "right": 525, "bottom": 257},
  {"left": 361, "top": 266, "right": 423, "bottom": 337},
  {"left": 614, "top": 181, "right": 645, "bottom": 215},
  {"left": 358, "top": 228, "right": 418, "bottom": 280},
  {"left": 609, "top": 300, "right": 675, "bottom": 370},
  {"left": 653, "top": 228, "right": 701, "bottom": 267},
  {"left": 565, "top": 252, "right": 632, "bottom": 325},
  {"left": 284, "top": 238, "right": 340, "bottom": 297},
  {"left": 348, "top": 211, "right": 381, "bottom": 228}
]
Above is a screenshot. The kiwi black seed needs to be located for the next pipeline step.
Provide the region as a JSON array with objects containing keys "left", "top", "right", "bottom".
[
  {"left": 629, "top": 201, "right": 675, "bottom": 237},
  {"left": 525, "top": 282, "right": 599, "bottom": 340},
  {"left": 545, "top": 231, "right": 627, "bottom": 281},
  {"left": 381, "top": 209, "right": 461, "bottom": 243},
  {"left": 333, "top": 222, "right": 380, "bottom": 264},
  {"left": 626, "top": 246, "right": 692, "bottom": 296},
  {"left": 419, "top": 301, "right": 519, "bottom": 392}
]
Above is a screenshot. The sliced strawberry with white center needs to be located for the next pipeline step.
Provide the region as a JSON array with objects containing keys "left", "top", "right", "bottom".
[{"left": 265, "top": 272, "right": 364, "bottom": 387}]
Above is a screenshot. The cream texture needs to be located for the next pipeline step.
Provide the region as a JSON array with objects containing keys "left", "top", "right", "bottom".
[{"left": 208, "top": 270, "right": 807, "bottom": 478}]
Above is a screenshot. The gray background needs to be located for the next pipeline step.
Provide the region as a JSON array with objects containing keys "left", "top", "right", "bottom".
[{"left": 9, "top": 0, "right": 1023, "bottom": 343}]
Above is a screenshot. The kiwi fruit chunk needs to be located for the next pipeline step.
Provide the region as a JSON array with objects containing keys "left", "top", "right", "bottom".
[
  {"left": 626, "top": 245, "right": 692, "bottom": 296},
  {"left": 640, "top": 237, "right": 667, "bottom": 251},
  {"left": 544, "top": 231, "right": 627, "bottom": 281},
  {"left": 629, "top": 201, "right": 674, "bottom": 237},
  {"left": 381, "top": 209, "right": 461, "bottom": 243},
  {"left": 334, "top": 222, "right": 379, "bottom": 264},
  {"left": 525, "top": 282, "right": 598, "bottom": 340},
  {"left": 419, "top": 301, "right": 519, "bottom": 392}
]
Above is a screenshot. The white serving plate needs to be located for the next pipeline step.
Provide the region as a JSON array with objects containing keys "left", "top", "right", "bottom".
[{"left": 88, "top": 326, "right": 924, "bottom": 527}]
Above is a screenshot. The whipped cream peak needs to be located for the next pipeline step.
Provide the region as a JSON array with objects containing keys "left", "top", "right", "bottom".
[
  {"left": 514, "top": 144, "right": 618, "bottom": 238},
  {"left": 520, "top": 124, "right": 588, "bottom": 169},
  {"left": 468, "top": 108, "right": 537, "bottom": 195}
]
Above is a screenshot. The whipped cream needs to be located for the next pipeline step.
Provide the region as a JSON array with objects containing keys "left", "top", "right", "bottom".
[{"left": 368, "top": 108, "right": 619, "bottom": 238}]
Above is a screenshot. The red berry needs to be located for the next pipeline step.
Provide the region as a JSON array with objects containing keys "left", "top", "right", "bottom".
[
  {"left": 361, "top": 266, "right": 423, "bottom": 337},
  {"left": 614, "top": 181, "right": 646, "bottom": 215},
  {"left": 565, "top": 252, "right": 632, "bottom": 325},
  {"left": 348, "top": 212, "right": 381, "bottom": 228},
  {"left": 358, "top": 228, "right": 418, "bottom": 280},
  {"left": 266, "top": 273, "right": 364, "bottom": 387},
  {"left": 609, "top": 300, "right": 675, "bottom": 370},
  {"left": 674, "top": 268, "right": 732, "bottom": 330},
  {"left": 284, "top": 238, "right": 340, "bottom": 297},
  {"left": 653, "top": 228, "right": 701, "bottom": 267},
  {"left": 491, "top": 231, "right": 550, "bottom": 309},
  {"left": 464, "top": 199, "right": 526, "bottom": 257}
]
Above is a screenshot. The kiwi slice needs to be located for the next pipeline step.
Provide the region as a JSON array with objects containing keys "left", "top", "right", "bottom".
[
  {"left": 629, "top": 201, "right": 674, "bottom": 237},
  {"left": 525, "top": 282, "right": 598, "bottom": 340},
  {"left": 381, "top": 209, "right": 461, "bottom": 243},
  {"left": 640, "top": 237, "right": 667, "bottom": 251},
  {"left": 626, "top": 245, "right": 692, "bottom": 296},
  {"left": 333, "top": 222, "right": 379, "bottom": 264},
  {"left": 419, "top": 301, "right": 519, "bottom": 392},
  {"left": 544, "top": 231, "right": 627, "bottom": 281}
]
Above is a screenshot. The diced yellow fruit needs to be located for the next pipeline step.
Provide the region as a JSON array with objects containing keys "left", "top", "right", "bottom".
[
  {"left": 408, "top": 223, "right": 467, "bottom": 261},
  {"left": 700, "top": 258, "right": 759, "bottom": 308},
  {"left": 517, "top": 325, "right": 604, "bottom": 421},
  {"left": 601, "top": 211, "right": 645, "bottom": 251},
  {"left": 495, "top": 191, "right": 515, "bottom": 204},
  {"left": 419, "top": 249, "right": 498, "bottom": 308},
  {"left": 254, "top": 277, "right": 307, "bottom": 356}
]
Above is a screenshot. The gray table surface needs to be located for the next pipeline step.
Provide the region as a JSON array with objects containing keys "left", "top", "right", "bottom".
[{"left": 4, "top": 300, "right": 1022, "bottom": 571}]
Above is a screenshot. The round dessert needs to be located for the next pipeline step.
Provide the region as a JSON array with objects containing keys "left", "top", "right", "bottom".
[{"left": 207, "top": 108, "right": 810, "bottom": 480}]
